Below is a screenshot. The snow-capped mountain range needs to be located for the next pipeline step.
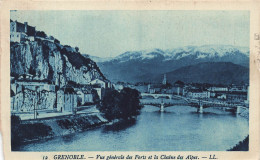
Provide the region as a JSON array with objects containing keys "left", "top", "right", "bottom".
[
  {"left": 111, "top": 45, "right": 249, "bottom": 62},
  {"left": 92, "top": 45, "right": 249, "bottom": 83}
]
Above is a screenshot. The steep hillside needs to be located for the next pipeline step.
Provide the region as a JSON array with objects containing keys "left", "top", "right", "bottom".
[
  {"left": 97, "top": 45, "right": 249, "bottom": 83},
  {"left": 10, "top": 40, "right": 105, "bottom": 86}
]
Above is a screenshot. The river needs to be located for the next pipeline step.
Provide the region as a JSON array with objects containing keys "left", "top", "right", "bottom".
[{"left": 18, "top": 105, "right": 248, "bottom": 151}]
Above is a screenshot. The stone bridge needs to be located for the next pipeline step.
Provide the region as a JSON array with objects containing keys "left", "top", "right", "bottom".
[
  {"left": 141, "top": 93, "right": 173, "bottom": 99},
  {"left": 140, "top": 93, "right": 246, "bottom": 114}
]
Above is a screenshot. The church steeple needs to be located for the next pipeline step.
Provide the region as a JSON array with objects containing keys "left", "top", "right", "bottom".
[{"left": 162, "top": 74, "right": 167, "bottom": 85}]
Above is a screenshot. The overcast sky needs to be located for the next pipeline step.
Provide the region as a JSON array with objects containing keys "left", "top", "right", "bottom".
[{"left": 11, "top": 10, "right": 249, "bottom": 57}]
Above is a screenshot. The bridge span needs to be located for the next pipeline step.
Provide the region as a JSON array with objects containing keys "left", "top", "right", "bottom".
[
  {"left": 141, "top": 93, "right": 173, "bottom": 99},
  {"left": 140, "top": 93, "right": 247, "bottom": 114}
]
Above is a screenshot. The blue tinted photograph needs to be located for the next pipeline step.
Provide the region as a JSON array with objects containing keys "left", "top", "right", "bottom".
[{"left": 10, "top": 10, "right": 249, "bottom": 151}]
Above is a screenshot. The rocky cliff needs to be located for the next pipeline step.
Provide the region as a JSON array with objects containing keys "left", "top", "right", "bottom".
[{"left": 11, "top": 40, "right": 106, "bottom": 86}]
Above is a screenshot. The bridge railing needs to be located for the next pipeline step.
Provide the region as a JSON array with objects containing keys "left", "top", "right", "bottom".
[{"left": 141, "top": 93, "right": 247, "bottom": 108}]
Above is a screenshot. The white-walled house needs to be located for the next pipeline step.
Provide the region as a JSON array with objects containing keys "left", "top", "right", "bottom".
[
  {"left": 187, "top": 91, "right": 210, "bottom": 99},
  {"left": 209, "top": 87, "right": 228, "bottom": 92},
  {"left": 76, "top": 90, "right": 93, "bottom": 105},
  {"left": 113, "top": 84, "right": 124, "bottom": 91},
  {"left": 89, "top": 78, "right": 111, "bottom": 89},
  {"left": 10, "top": 20, "right": 36, "bottom": 43},
  {"left": 10, "top": 32, "right": 27, "bottom": 43},
  {"left": 57, "top": 87, "right": 77, "bottom": 112},
  {"left": 89, "top": 79, "right": 106, "bottom": 88},
  {"left": 89, "top": 79, "right": 111, "bottom": 100}
]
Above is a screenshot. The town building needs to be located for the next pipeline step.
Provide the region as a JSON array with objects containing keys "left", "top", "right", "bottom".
[
  {"left": 89, "top": 78, "right": 111, "bottom": 89},
  {"left": 131, "top": 85, "right": 148, "bottom": 93},
  {"left": 148, "top": 84, "right": 161, "bottom": 94},
  {"left": 208, "top": 87, "right": 228, "bottom": 92},
  {"left": 10, "top": 20, "right": 60, "bottom": 44},
  {"left": 229, "top": 85, "right": 248, "bottom": 92},
  {"left": 216, "top": 93, "right": 227, "bottom": 100},
  {"left": 187, "top": 89, "right": 210, "bottom": 99},
  {"left": 89, "top": 78, "right": 112, "bottom": 99},
  {"left": 210, "top": 92, "right": 216, "bottom": 98},
  {"left": 11, "top": 80, "right": 55, "bottom": 95},
  {"left": 113, "top": 84, "right": 124, "bottom": 91},
  {"left": 10, "top": 81, "right": 56, "bottom": 112},
  {"left": 57, "top": 87, "right": 77, "bottom": 113},
  {"left": 162, "top": 74, "right": 167, "bottom": 85},
  {"left": 226, "top": 92, "right": 247, "bottom": 103},
  {"left": 76, "top": 90, "right": 93, "bottom": 105},
  {"left": 165, "top": 86, "right": 185, "bottom": 96},
  {"left": 10, "top": 20, "right": 36, "bottom": 42}
]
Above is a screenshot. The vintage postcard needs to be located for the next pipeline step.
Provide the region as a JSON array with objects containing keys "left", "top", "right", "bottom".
[{"left": 0, "top": 0, "right": 260, "bottom": 160}]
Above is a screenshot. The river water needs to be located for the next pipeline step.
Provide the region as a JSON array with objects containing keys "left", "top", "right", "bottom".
[{"left": 18, "top": 106, "right": 248, "bottom": 151}]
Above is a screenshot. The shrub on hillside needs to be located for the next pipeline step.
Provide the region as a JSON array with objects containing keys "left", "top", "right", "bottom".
[{"left": 36, "top": 31, "right": 47, "bottom": 38}]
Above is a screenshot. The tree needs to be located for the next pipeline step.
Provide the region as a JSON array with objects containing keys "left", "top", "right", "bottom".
[
  {"left": 98, "top": 88, "right": 121, "bottom": 120},
  {"left": 75, "top": 47, "right": 79, "bottom": 52},
  {"left": 35, "top": 31, "right": 47, "bottom": 38},
  {"left": 119, "top": 88, "right": 142, "bottom": 119},
  {"left": 49, "top": 36, "right": 54, "bottom": 40},
  {"left": 84, "top": 54, "right": 90, "bottom": 58},
  {"left": 98, "top": 88, "right": 142, "bottom": 121},
  {"left": 54, "top": 38, "right": 60, "bottom": 44}
]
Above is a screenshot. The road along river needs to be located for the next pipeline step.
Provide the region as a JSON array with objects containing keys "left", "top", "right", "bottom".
[{"left": 18, "top": 105, "right": 248, "bottom": 151}]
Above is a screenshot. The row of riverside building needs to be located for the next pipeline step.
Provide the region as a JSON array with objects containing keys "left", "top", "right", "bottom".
[
  {"left": 124, "top": 74, "right": 249, "bottom": 104},
  {"left": 11, "top": 75, "right": 112, "bottom": 113}
]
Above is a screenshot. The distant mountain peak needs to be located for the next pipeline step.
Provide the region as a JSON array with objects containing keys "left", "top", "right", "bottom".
[
  {"left": 96, "top": 45, "right": 249, "bottom": 83},
  {"left": 101, "top": 45, "right": 249, "bottom": 63}
]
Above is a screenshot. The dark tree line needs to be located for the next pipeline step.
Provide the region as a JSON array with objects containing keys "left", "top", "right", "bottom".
[{"left": 98, "top": 88, "right": 143, "bottom": 121}]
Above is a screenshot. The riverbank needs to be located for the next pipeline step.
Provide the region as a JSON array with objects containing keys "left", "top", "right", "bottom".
[
  {"left": 227, "top": 107, "right": 249, "bottom": 151},
  {"left": 228, "top": 135, "right": 249, "bottom": 151},
  {"left": 211, "top": 106, "right": 249, "bottom": 119},
  {"left": 11, "top": 112, "right": 108, "bottom": 150},
  {"left": 14, "top": 106, "right": 249, "bottom": 151}
]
